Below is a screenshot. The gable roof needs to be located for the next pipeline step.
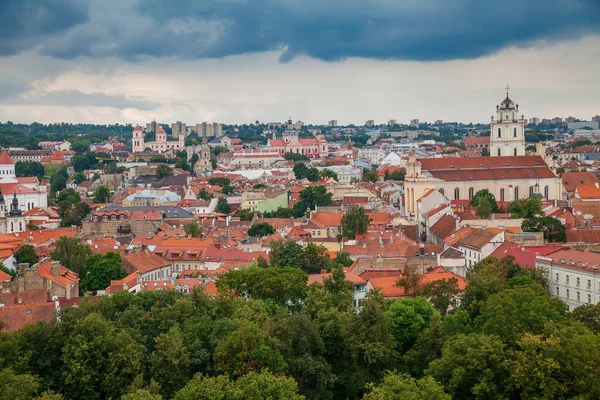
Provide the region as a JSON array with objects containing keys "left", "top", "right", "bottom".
[
  {"left": 0, "top": 151, "right": 14, "bottom": 165},
  {"left": 562, "top": 172, "right": 600, "bottom": 193},
  {"left": 457, "top": 229, "right": 500, "bottom": 250}
]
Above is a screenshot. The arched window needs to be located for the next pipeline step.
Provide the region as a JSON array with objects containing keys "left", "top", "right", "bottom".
[
  {"left": 10, "top": 222, "right": 13, "bottom": 232},
  {"left": 19, "top": 221, "right": 22, "bottom": 231},
  {"left": 500, "top": 188, "right": 505, "bottom": 202},
  {"left": 514, "top": 148, "right": 517, "bottom": 156},
  {"left": 439, "top": 188, "right": 444, "bottom": 196},
  {"left": 497, "top": 128, "right": 501, "bottom": 138},
  {"left": 454, "top": 187, "right": 460, "bottom": 200},
  {"left": 529, "top": 186, "right": 534, "bottom": 197},
  {"left": 544, "top": 185, "right": 549, "bottom": 199},
  {"left": 498, "top": 148, "right": 501, "bottom": 156},
  {"left": 468, "top": 187, "right": 474, "bottom": 200},
  {"left": 515, "top": 186, "right": 519, "bottom": 200},
  {"left": 513, "top": 127, "right": 517, "bottom": 137}
]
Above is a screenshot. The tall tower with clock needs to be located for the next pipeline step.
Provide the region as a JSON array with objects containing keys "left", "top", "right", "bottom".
[{"left": 490, "top": 85, "right": 526, "bottom": 157}]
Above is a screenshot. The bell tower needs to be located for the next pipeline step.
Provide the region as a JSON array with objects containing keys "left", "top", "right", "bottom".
[{"left": 490, "top": 85, "right": 526, "bottom": 157}]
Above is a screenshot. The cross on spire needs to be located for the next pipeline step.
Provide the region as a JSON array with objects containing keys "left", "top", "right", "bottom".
[{"left": 505, "top": 84, "right": 510, "bottom": 96}]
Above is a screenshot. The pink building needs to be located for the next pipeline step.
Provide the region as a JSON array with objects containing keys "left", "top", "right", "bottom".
[
  {"left": 267, "top": 130, "right": 328, "bottom": 158},
  {"left": 132, "top": 126, "right": 184, "bottom": 153}
]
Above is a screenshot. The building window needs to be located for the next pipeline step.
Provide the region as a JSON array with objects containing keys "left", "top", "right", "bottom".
[
  {"left": 588, "top": 279, "right": 592, "bottom": 289},
  {"left": 454, "top": 188, "right": 460, "bottom": 200},
  {"left": 556, "top": 287, "right": 559, "bottom": 296},
  {"left": 529, "top": 186, "right": 534, "bottom": 197},
  {"left": 439, "top": 188, "right": 444, "bottom": 196},
  {"left": 544, "top": 185, "right": 549, "bottom": 200},
  {"left": 577, "top": 291, "right": 581, "bottom": 301},
  {"left": 498, "top": 127, "right": 501, "bottom": 137},
  {"left": 513, "top": 127, "right": 517, "bottom": 137},
  {"left": 555, "top": 273, "right": 559, "bottom": 282},
  {"left": 468, "top": 187, "right": 474, "bottom": 200},
  {"left": 588, "top": 294, "right": 592, "bottom": 304},
  {"left": 566, "top": 275, "right": 570, "bottom": 284},
  {"left": 514, "top": 148, "right": 517, "bottom": 156},
  {"left": 515, "top": 186, "right": 519, "bottom": 200},
  {"left": 498, "top": 148, "right": 501, "bottom": 157},
  {"left": 577, "top": 277, "right": 581, "bottom": 287},
  {"left": 566, "top": 289, "right": 570, "bottom": 299},
  {"left": 500, "top": 188, "right": 505, "bottom": 202}
]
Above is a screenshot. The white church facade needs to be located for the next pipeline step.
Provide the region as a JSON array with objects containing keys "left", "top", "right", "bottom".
[
  {"left": 0, "top": 151, "right": 48, "bottom": 213},
  {"left": 403, "top": 88, "right": 562, "bottom": 216}
]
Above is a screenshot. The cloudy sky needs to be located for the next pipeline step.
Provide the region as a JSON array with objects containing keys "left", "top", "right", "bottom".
[{"left": 1, "top": 0, "right": 599, "bottom": 126}]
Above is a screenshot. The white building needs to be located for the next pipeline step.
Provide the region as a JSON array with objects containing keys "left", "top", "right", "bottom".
[
  {"left": 490, "top": 86, "right": 526, "bottom": 157},
  {"left": 535, "top": 248, "right": 600, "bottom": 311},
  {"left": 0, "top": 152, "right": 48, "bottom": 212}
]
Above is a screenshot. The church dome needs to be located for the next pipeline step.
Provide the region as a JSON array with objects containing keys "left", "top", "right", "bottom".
[{"left": 499, "top": 95, "right": 516, "bottom": 110}]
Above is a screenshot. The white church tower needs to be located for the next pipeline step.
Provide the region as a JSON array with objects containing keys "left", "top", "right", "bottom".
[{"left": 490, "top": 85, "right": 526, "bottom": 157}]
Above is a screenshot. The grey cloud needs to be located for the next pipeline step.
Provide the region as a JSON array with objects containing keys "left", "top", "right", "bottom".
[
  {"left": 1, "top": 0, "right": 600, "bottom": 62},
  {"left": 2, "top": 89, "right": 160, "bottom": 110}
]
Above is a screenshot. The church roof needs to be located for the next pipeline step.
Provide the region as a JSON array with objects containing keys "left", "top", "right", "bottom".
[
  {"left": 418, "top": 156, "right": 555, "bottom": 181},
  {"left": 500, "top": 95, "right": 516, "bottom": 109},
  {"left": 0, "top": 151, "right": 14, "bottom": 165}
]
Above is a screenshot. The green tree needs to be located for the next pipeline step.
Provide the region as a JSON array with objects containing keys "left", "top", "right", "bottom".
[
  {"left": 425, "top": 333, "right": 509, "bottom": 400},
  {"left": 475, "top": 286, "right": 566, "bottom": 345},
  {"left": 71, "top": 155, "right": 91, "bottom": 172},
  {"left": 50, "top": 168, "right": 68, "bottom": 194},
  {"left": 208, "top": 177, "right": 230, "bottom": 186},
  {"left": 261, "top": 207, "right": 294, "bottom": 218},
  {"left": 469, "top": 189, "right": 499, "bottom": 212},
  {"left": 155, "top": 164, "right": 173, "bottom": 180},
  {"left": 174, "top": 372, "right": 304, "bottom": 400},
  {"left": 285, "top": 152, "right": 310, "bottom": 162},
  {"left": 420, "top": 277, "right": 461, "bottom": 315},
  {"left": 363, "top": 168, "right": 379, "bottom": 183},
  {"left": 50, "top": 237, "right": 92, "bottom": 276},
  {"left": 292, "top": 186, "right": 332, "bottom": 217},
  {"left": 221, "top": 184, "right": 234, "bottom": 195},
  {"left": 150, "top": 326, "right": 192, "bottom": 399},
  {"left": 80, "top": 252, "right": 127, "bottom": 294},
  {"left": 61, "top": 313, "right": 143, "bottom": 400},
  {"left": 175, "top": 158, "right": 189, "bottom": 171},
  {"left": 302, "top": 242, "right": 331, "bottom": 273},
  {"left": 233, "top": 209, "right": 255, "bottom": 221},
  {"left": 215, "top": 198, "right": 230, "bottom": 214},
  {"left": 15, "top": 161, "right": 45, "bottom": 181},
  {"left": 461, "top": 257, "right": 508, "bottom": 319},
  {"left": 269, "top": 240, "right": 305, "bottom": 268},
  {"left": 93, "top": 184, "right": 110, "bottom": 203},
  {"left": 217, "top": 267, "right": 308, "bottom": 309},
  {"left": 122, "top": 390, "right": 162, "bottom": 400},
  {"left": 72, "top": 172, "right": 86, "bottom": 185},
  {"left": 14, "top": 244, "right": 38, "bottom": 266},
  {"left": 507, "top": 197, "right": 542, "bottom": 218},
  {"left": 570, "top": 303, "right": 600, "bottom": 333},
  {"left": 197, "top": 188, "right": 211, "bottom": 201},
  {"left": 248, "top": 222, "right": 275, "bottom": 237},
  {"left": 364, "top": 373, "right": 451, "bottom": 400},
  {"left": 340, "top": 206, "right": 369, "bottom": 240},
  {"left": 475, "top": 196, "right": 492, "bottom": 219},
  {"left": 213, "top": 321, "right": 286, "bottom": 377},
  {"left": 320, "top": 169, "right": 338, "bottom": 181},
  {"left": 0, "top": 262, "right": 15, "bottom": 277},
  {"left": 293, "top": 163, "right": 309, "bottom": 180},
  {"left": 521, "top": 216, "right": 566, "bottom": 243},
  {"left": 385, "top": 297, "right": 435, "bottom": 354},
  {"left": 184, "top": 222, "right": 203, "bottom": 238}
]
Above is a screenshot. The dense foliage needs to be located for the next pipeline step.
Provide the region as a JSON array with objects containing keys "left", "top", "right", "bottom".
[{"left": 2, "top": 255, "right": 600, "bottom": 400}]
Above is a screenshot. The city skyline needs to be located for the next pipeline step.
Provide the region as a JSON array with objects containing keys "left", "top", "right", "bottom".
[{"left": 0, "top": 1, "right": 599, "bottom": 125}]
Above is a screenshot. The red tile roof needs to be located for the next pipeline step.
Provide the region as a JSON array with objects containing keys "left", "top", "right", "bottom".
[
  {"left": 122, "top": 250, "right": 170, "bottom": 274},
  {"left": 368, "top": 276, "right": 406, "bottom": 298},
  {"left": 457, "top": 229, "right": 500, "bottom": 250},
  {"left": 34, "top": 259, "right": 79, "bottom": 288},
  {"left": 0, "top": 151, "right": 14, "bottom": 165},
  {"left": 562, "top": 172, "right": 600, "bottom": 193}
]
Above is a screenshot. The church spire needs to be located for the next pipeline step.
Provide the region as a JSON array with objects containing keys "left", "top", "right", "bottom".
[{"left": 10, "top": 190, "right": 22, "bottom": 216}]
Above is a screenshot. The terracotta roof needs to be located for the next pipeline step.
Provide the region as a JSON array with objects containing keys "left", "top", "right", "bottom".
[
  {"left": 34, "top": 259, "right": 79, "bottom": 288},
  {"left": 418, "top": 156, "right": 555, "bottom": 181},
  {"left": 430, "top": 214, "right": 457, "bottom": 240},
  {"left": 457, "top": 229, "right": 500, "bottom": 250},
  {"left": 122, "top": 250, "right": 170, "bottom": 274},
  {"left": 0, "top": 270, "right": 12, "bottom": 282},
  {"left": 423, "top": 267, "right": 467, "bottom": 290},
  {"left": 422, "top": 204, "right": 450, "bottom": 219},
  {"left": 539, "top": 247, "right": 600, "bottom": 272},
  {"left": 567, "top": 230, "right": 600, "bottom": 244},
  {"left": 309, "top": 213, "right": 344, "bottom": 228},
  {"left": 576, "top": 185, "right": 600, "bottom": 199},
  {"left": 0, "top": 151, "right": 14, "bottom": 165},
  {"left": 562, "top": 172, "right": 600, "bottom": 193},
  {"left": 368, "top": 276, "right": 405, "bottom": 298},
  {"left": 0, "top": 291, "right": 56, "bottom": 332}
]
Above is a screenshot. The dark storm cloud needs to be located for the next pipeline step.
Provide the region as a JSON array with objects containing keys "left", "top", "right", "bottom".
[
  {"left": 2, "top": 0, "right": 599, "bottom": 62},
  {"left": 0, "top": 0, "right": 89, "bottom": 56}
]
